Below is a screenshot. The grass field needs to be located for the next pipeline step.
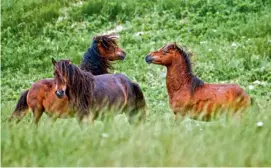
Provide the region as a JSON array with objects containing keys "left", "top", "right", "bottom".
[{"left": 1, "top": 0, "right": 271, "bottom": 166}]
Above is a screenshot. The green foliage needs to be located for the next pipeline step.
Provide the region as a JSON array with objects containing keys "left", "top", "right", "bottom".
[{"left": 1, "top": 0, "right": 271, "bottom": 166}]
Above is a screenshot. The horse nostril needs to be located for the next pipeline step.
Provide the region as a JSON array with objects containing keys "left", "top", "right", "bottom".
[
  {"left": 118, "top": 51, "right": 126, "bottom": 60},
  {"left": 122, "top": 51, "right": 126, "bottom": 56},
  {"left": 145, "top": 55, "right": 154, "bottom": 64},
  {"left": 120, "top": 55, "right": 125, "bottom": 60},
  {"left": 55, "top": 90, "right": 64, "bottom": 98}
]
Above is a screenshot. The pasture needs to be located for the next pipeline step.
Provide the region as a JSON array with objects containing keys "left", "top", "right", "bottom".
[{"left": 1, "top": 0, "right": 271, "bottom": 166}]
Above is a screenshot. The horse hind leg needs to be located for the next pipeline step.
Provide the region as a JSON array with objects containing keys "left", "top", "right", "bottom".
[
  {"left": 9, "top": 109, "right": 29, "bottom": 123},
  {"left": 76, "top": 111, "right": 95, "bottom": 129},
  {"left": 127, "top": 105, "right": 146, "bottom": 124},
  {"left": 128, "top": 83, "right": 147, "bottom": 123},
  {"left": 126, "top": 98, "right": 147, "bottom": 124}
]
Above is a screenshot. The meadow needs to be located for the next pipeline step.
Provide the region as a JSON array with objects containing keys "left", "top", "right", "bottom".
[{"left": 1, "top": 0, "right": 271, "bottom": 166}]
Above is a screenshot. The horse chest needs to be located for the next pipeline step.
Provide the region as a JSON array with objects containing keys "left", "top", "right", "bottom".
[
  {"left": 43, "top": 94, "right": 74, "bottom": 118},
  {"left": 169, "top": 89, "right": 191, "bottom": 109}
]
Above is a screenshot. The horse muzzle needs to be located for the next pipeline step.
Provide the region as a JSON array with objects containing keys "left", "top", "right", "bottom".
[
  {"left": 55, "top": 90, "right": 65, "bottom": 98},
  {"left": 145, "top": 55, "right": 154, "bottom": 64},
  {"left": 117, "top": 51, "right": 126, "bottom": 60}
]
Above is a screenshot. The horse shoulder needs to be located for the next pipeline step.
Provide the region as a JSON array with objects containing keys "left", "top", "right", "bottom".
[{"left": 170, "top": 89, "right": 191, "bottom": 109}]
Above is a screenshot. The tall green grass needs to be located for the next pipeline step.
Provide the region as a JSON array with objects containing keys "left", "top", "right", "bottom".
[{"left": 1, "top": 0, "right": 271, "bottom": 166}]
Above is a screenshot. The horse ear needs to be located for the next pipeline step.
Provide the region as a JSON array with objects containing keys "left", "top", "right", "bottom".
[
  {"left": 174, "top": 42, "right": 177, "bottom": 48},
  {"left": 52, "top": 58, "right": 57, "bottom": 66},
  {"left": 109, "top": 34, "right": 119, "bottom": 39},
  {"left": 68, "top": 64, "right": 73, "bottom": 79}
]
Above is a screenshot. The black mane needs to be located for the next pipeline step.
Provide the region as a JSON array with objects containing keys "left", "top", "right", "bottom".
[
  {"left": 173, "top": 44, "right": 204, "bottom": 94},
  {"left": 80, "top": 35, "right": 115, "bottom": 75},
  {"left": 56, "top": 60, "right": 95, "bottom": 117}
]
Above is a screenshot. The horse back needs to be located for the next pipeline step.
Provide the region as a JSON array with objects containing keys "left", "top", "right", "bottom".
[{"left": 194, "top": 83, "right": 251, "bottom": 109}]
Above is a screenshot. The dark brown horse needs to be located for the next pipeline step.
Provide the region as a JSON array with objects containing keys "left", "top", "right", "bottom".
[
  {"left": 10, "top": 35, "right": 146, "bottom": 124},
  {"left": 145, "top": 43, "right": 251, "bottom": 120},
  {"left": 52, "top": 59, "right": 146, "bottom": 123}
]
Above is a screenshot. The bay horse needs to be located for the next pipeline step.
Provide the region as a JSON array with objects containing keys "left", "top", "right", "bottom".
[
  {"left": 145, "top": 43, "right": 251, "bottom": 120},
  {"left": 52, "top": 59, "right": 146, "bottom": 123},
  {"left": 10, "top": 35, "right": 146, "bottom": 124}
]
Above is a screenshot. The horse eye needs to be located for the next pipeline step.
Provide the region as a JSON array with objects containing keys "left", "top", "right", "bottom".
[{"left": 163, "top": 50, "right": 167, "bottom": 55}]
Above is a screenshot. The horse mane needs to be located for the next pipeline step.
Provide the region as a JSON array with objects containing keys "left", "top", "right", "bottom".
[
  {"left": 165, "top": 43, "right": 204, "bottom": 94},
  {"left": 56, "top": 60, "right": 95, "bottom": 116},
  {"left": 80, "top": 35, "right": 117, "bottom": 75}
]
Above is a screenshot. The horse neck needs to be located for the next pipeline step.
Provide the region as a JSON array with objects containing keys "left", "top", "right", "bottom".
[
  {"left": 166, "top": 55, "right": 192, "bottom": 97},
  {"left": 67, "top": 67, "right": 94, "bottom": 109},
  {"left": 80, "top": 47, "right": 109, "bottom": 75}
]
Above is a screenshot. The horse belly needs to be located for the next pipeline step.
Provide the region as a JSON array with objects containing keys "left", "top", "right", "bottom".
[
  {"left": 171, "top": 88, "right": 223, "bottom": 117},
  {"left": 93, "top": 75, "right": 135, "bottom": 114},
  {"left": 192, "top": 86, "right": 250, "bottom": 116},
  {"left": 171, "top": 84, "right": 250, "bottom": 119},
  {"left": 94, "top": 87, "right": 126, "bottom": 112}
]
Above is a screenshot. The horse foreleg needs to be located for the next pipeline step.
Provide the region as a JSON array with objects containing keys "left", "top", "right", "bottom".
[
  {"left": 49, "top": 116, "right": 58, "bottom": 123},
  {"left": 76, "top": 111, "right": 94, "bottom": 128},
  {"left": 32, "top": 108, "right": 44, "bottom": 125},
  {"left": 174, "top": 110, "right": 188, "bottom": 121},
  {"left": 174, "top": 111, "right": 181, "bottom": 121}
]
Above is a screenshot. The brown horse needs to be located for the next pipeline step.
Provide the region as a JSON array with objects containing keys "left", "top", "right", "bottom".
[
  {"left": 52, "top": 59, "right": 146, "bottom": 123},
  {"left": 145, "top": 43, "right": 251, "bottom": 120},
  {"left": 10, "top": 35, "right": 145, "bottom": 124}
]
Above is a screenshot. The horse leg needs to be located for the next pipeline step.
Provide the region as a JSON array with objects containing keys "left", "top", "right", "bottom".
[
  {"left": 76, "top": 111, "right": 94, "bottom": 128},
  {"left": 132, "top": 82, "right": 146, "bottom": 122},
  {"left": 126, "top": 99, "right": 147, "bottom": 124},
  {"left": 32, "top": 108, "right": 44, "bottom": 125},
  {"left": 174, "top": 112, "right": 181, "bottom": 120},
  {"left": 127, "top": 108, "right": 146, "bottom": 124},
  {"left": 174, "top": 111, "right": 187, "bottom": 121},
  {"left": 86, "top": 113, "right": 95, "bottom": 124},
  {"left": 9, "top": 109, "right": 29, "bottom": 123},
  {"left": 128, "top": 101, "right": 147, "bottom": 123},
  {"left": 49, "top": 116, "right": 58, "bottom": 124}
]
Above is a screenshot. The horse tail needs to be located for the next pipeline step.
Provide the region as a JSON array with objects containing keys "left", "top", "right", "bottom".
[
  {"left": 9, "top": 90, "right": 29, "bottom": 122},
  {"left": 132, "top": 83, "right": 147, "bottom": 121}
]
